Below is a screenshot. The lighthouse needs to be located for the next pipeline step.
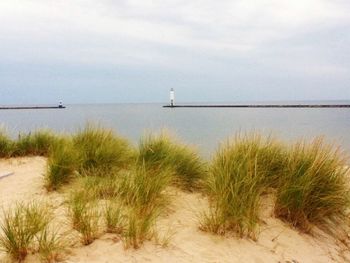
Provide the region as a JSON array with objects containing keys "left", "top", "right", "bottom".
[{"left": 170, "top": 88, "right": 175, "bottom": 107}]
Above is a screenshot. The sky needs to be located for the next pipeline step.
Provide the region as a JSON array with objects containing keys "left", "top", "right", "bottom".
[{"left": 0, "top": 0, "right": 349, "bottom": 104}]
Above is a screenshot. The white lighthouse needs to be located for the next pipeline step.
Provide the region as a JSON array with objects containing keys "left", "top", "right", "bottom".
[{"left": 170, "top": 88, "right": 175, "bottom": 107}]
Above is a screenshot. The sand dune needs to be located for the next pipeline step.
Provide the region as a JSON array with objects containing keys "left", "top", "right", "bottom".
[{"left": 0, "top": 157, "right": 349, "bottom": 263}]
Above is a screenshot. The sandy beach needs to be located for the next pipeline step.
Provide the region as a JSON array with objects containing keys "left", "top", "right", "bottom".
[{"left": 0, "top": 157, "right": 349, "bottom": 263}]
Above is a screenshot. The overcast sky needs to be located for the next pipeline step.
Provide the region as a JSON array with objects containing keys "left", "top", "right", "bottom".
[{"left": 0, "top": 0, "right": 349, "bottom": 104}]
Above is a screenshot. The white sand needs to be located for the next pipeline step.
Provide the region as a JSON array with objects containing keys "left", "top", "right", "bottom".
[{"left": 0, "top": 157, "right": 349, "bottom": 263}]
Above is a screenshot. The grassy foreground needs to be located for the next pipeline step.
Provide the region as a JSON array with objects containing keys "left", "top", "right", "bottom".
[
  {"left": 200, "top": 134, "right": 350, "bottom": 238},
  {"left": 0, "top": 130, "right": 59, "bottom": 158},
  {"left": 0, "top": 127, "right": 349, "bottom": 261},
  {"left": 200, "top": 134, "right": 285, "bottom": 237}
]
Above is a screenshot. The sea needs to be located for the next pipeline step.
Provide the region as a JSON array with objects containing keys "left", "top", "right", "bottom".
[{"left": 1, "top": 101, "right": 350, "bottom": 158}]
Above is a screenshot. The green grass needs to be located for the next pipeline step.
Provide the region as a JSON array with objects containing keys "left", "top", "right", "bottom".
[
  {"left": 73, "top": 124, "right": 134, "bottom": 173},
  {"left": 0, "top": 131, "right": 14, "bottom": 158},
  {"left": 116, "top": 162, "right": 172, "bottom": 248},
  {"left": 67, "top": 191, "right": 100, "bottom": 245},
  {"left": 66, "top": 191, "right": 90, "bottom": 230},
  {"left": 274, "top": 138, "right": 350, "bottom": 233},
  {"left": 0, "top": 129, "right": 59, "bottom": 158},
  {"left": 2, "top": 126, "right": 349, "bottom": 245},
  {"left": 138, "top": 132, "right": 206, "bottom": 191},
  {"left": 200, "top": 133, "right": 285, "bottom": 238},
  {"left": 45, "top": 138, "right": 79, "bottom": 191},
  {"left": 201, "top": 142, "right": 263, "bottom": 237},
  {"left": 118, "top": 163, "right": 172, "bottom": 211},
  {"left": 0, "top": 202, "right": 51, "bottom": 261},
  {"left": 122, "top": 207, "right": 159, "bottom": 249},
  {"left": 104, "top": 201, "right": 126, "bottom": 234},
  {"left": 37, "top": 227, "right": 68, "bottom": 263},
  {"left": 78, "top": 174, "right": 120, "bottom": 200},
  {"left": 201, "top": 133, "right": 350, "bottom": 238},
  {"left": 13, "top": 130, "right": 58, "bottom": 157},
  {"left": 68, "top": 163, "right": 170, "bottom": 248},
  {"left": 45, "top": 125, "right": 134, "bottom": 191}
]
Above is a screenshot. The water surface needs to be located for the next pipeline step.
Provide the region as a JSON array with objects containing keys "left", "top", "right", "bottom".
[{"left": 1, "top": 103, "right": 350, "bottom": 157}]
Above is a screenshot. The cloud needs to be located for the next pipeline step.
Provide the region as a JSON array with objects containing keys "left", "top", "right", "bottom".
[{"left": 0, "top": 0, "right": 349, "bottom": 102}]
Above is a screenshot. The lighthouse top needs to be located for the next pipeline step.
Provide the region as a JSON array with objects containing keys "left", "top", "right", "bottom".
[{"left": 170, "top": 89, "right": 175, "bottom": 106}]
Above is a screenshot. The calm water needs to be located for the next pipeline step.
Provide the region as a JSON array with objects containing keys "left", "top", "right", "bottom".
[{"left": 1, "top": 103, "right": 350, "bottom": 157}]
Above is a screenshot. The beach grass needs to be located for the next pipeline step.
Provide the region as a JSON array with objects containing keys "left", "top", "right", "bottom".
[
  {"left": 200, "top": 133, "right": 286, "bottom": 237},
  {"left": 78, "top": 173, "right": 120, "bottom": 200},
  {"left": 73, "top": 124, "right": 134, "bottom": 173},
  {"left": 0, "top": 129, "right": 60, "bottom": 158},
  {"left": 2, "top": 125, "right": 350, "bottom": 250},
  {"left": 0, "top": 202, "right": 51, "bottom": 261},
  {"left": 201, "top": 141, "right": 263, "bottom": 237},
  {"left": 104, "top": 201, "right": 126, "bottom": 234},
  {"left": 115, "top": 162, "right": 172, "bottom": 248},
  {"left": 138, "top": 132, "right": 206, "bottom": 191},
  {"left": 65, "top": 162, "right": 171, "bottom": 248},
  {"left": 45, "top": 125, "right": 134, "bottom": 191},
  {"left": 118, "top": 163, "right": 172, "bottom": 211},
  {"left": 201, "top": 133, "right": 350, "bottom": 237},
  {"left": 45, "top": 138, "right": 79, "bottom": 191},
  {"left": 0, "top": 131, "right": 14, "bottom": 158},
  {"left": 67, "top": 191, "right": 100, "bottom": 245},
  {"left": 13, "top": 130, "right": 58, "bottom": 157},
  {"left": 37, "top": 227, "right": 68, "bottom": 263},
  {"left": 66, "top": 191, "right": 90, "bottom": 230},
  {"left": 123, "top": 207, "right": 160, "bottom": 249},
  {"left": 275, "top": 138, "right": 350, "bottom": 232}
]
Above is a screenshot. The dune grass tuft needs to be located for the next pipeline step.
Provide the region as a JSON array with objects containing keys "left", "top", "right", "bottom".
[
  {"left": 13, "top": 130, "right": 58, "bottom": 157},
  {"left": 104, "top": 201, "right": 126, "bottom": 234},
  {"left": 0, "top": 129, "right": 60, "bottom": 159},
  {"left": 201, "top": 147, "right": 262, "bottom": 238},
  {"left": 73, "top": 124, "right": 134, "bottom": 173},
  {"left": 78, "top": 174, "right": 120, "bottom": 200},
  {"left": 201, "top": 133, "right": 350, "bottom": 238},
  {"left": 123, "top": 207, "right": 160, "bottom": 249},
  {"left": 116, "top": 162, "right": 172, "bottom": 248},
  {"left": 45, "top": 138, "right": 79, "bottom": 191},
  {"left": 68, "top": 161, "right": 170, "bottom": 248},
  {"left": 118, "top": 163, "right": 172, "bottom": 211},
  {"left": 45, "top": 125, "right": 133, "bottom": 191},
  {"left": 0, "top": 131, "right": 14, "bottom": 158},
  {"left": 0, "top": 202, "right": 51, "bottom": 261},
  {"left": 138, "top": 132, "right": 206, "bottom": 191},
  {"left": 67, "top": 191, "right": 100, "bottom": 245},
  {"left": 275, "top": 138, "right": 350, "bottom": 232},
  {"left": 37, "top": 227, "right": 68, "bottom": 263},
  {"left": 200, "top": 133, "right": 285, "bottom": 238}
]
